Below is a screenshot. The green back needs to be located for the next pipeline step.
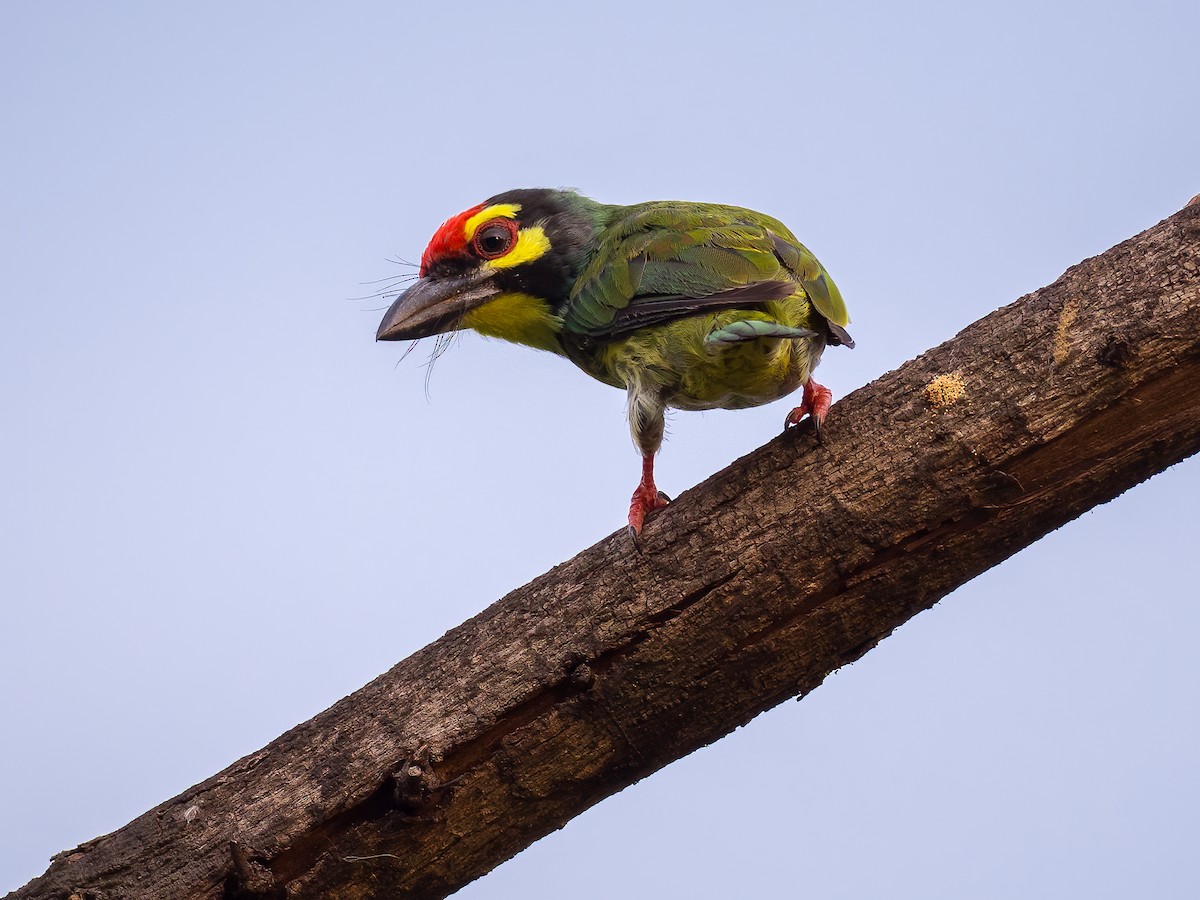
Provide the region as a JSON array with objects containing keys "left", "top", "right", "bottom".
[{"left": 563, "top": 201, "right": 849, "bottom": 338}]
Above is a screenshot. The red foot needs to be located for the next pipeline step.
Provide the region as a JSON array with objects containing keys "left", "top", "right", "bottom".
[
  {"left": 627, "top": 455, "right": 670, "bottom": 538},
  {"left": 784, "top": 378, "right": 834, "bottom": 438}
]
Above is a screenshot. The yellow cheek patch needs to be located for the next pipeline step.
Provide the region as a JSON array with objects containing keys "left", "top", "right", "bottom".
[
  {"left": 463, "top": 203, "right": 521, "bottom": 241},
  {"left": 462, "top": 203, "right": 551, "bottom": 269},
  {"left": 460, "top": 204, "right": 549, "bottom": 271},
  {"left": 485, "top": 225, "right": 551, "bottom": 269},
  {"left": 462, "top": 291, "right": 563, "bottom": 354}
]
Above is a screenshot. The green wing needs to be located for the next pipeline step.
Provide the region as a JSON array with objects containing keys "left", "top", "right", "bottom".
[
  {"left": 562, "top": 201, "right": 849, "bottom": 340},
  {"left": 765, "top": 232, "right": 850, "bottom": 329}
]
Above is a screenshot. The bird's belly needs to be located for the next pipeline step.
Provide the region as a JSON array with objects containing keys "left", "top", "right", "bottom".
[
  {"left": 668, "top": 340, "right": 812, "bottom": 410},
  {"left": 585, "top": 309, "right": 825, "bottom": 411}
]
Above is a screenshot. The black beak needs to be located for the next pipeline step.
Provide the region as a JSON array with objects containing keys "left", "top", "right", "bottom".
[{"left": 376, "top": 272, "right": 500, "bottom": 341}]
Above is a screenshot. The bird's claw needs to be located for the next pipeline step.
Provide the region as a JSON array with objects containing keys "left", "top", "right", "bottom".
[
  {"left": 627, "top": 488, "right": 670, "bottom": 550},
  {"left": 784, "top": 406, "right": 824, "bottom": 442},
  {"left": 784, "top": 379, "right": 833, "bottom": 443}
]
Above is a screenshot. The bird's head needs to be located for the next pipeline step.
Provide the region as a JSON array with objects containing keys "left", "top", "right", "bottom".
[{"left": 376, "top": 189, "right": 603, "bottom": 349}]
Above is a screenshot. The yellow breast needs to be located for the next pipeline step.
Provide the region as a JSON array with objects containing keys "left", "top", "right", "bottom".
[{"left": 462, "top": 292, "right": 564, "bottom": 354}]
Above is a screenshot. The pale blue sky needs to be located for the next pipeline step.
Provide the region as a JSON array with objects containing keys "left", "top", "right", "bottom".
[{"left": 2, "top": 2, "right": 1198, "bottom": 897}]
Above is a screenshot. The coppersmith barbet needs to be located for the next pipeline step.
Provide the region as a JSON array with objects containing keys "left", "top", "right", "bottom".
[{"left": 377, "top": 189, "right": 853, "bottom": 537}]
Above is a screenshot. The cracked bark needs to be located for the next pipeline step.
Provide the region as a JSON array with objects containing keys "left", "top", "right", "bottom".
[{"left": 9, "top": 198, "right": 1200, "bottom": 900}]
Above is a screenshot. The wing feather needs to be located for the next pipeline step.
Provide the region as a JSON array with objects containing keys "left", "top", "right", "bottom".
[{"left": 564, "top": 203, "right": 849, "bottom": 342}]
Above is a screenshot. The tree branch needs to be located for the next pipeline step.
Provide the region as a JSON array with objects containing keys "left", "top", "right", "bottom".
[{"left": 11, "top": 199, "right": 1200, "bottom": 900}]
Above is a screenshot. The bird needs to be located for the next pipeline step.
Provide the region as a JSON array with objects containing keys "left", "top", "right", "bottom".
[{"left": 376, "top": 188, "right": 853, "bottom": 539}]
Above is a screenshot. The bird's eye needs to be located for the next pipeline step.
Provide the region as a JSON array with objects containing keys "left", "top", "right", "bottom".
[{"left": 472, "top": 219, "right": 518, "bottom": 260}]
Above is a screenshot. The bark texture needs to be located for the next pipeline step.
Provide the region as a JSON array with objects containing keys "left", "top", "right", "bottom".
[{"left": 10, "top": 200, "right": 1200, "bottom": 900}]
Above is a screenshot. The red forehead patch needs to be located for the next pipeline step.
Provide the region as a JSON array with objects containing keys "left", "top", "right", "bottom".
[{"left": 420, "top": 203, "right": 485, "bottom": 276}]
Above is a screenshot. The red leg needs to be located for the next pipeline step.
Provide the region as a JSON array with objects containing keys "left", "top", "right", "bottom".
[
  {"left": 627, "top": 454, "right": 671, "bottom": 538},
  {"left": 784, "top": 378, "right": 834, "bottom": 438}
]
